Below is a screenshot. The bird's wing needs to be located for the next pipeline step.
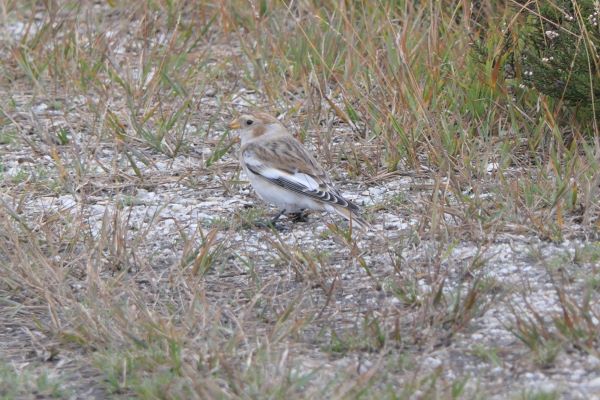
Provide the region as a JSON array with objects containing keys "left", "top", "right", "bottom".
[{"left": 242, "top": 140, "right": 359, "bottom": 211}]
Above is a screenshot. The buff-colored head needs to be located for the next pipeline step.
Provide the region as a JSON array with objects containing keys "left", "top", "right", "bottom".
[{"left": 228, "top": 112, "right": 284, "bottom": 144}]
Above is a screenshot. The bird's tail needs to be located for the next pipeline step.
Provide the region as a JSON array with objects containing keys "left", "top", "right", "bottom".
[{"left": 331, "top": 205, "right": 371, "bottom": 231}]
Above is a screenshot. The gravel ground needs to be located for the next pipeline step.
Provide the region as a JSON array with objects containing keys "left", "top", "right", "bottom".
[{"left": 2, "top": 116, "right": 599, "bottom": 397}]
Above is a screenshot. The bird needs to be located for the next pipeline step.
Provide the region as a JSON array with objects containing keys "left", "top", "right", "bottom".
[{"left": 228, "top": 112, "right": 369, "bottom": 230}]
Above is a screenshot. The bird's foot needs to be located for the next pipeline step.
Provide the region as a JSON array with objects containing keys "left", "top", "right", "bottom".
[
  {"left": 253, "top": 220, "right": 288, "bottom": 231},
  {"left": 251, "top": 209, "right": 288, "bottom": 231},
  {"left": 288, "top": 210, "right": 310, "bottom": 223},
  {"left": 242, "top": 209, "right": 307, "bottom": 231}
]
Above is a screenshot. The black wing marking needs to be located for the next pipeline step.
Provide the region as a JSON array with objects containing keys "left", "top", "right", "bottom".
[{"left": 243, "top": 148, "right": 360, "bottom": 212}]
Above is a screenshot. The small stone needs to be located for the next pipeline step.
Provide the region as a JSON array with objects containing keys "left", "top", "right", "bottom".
[
  {"left": 585, "top": 376, "right": 600, "bottom": 388},
  {"left": 32, "top": 103, "right": 48, "bottom": 113},
  {"left": 423, "top": 356, "right": 442, "bottom": 369},
  {"left": 486, "top": 163, "right": 499, "bottom": 173}
]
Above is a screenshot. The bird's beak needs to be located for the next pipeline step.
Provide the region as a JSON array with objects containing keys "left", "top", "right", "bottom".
[{"left": 228, "top": 118, "right": 241, "bottom": 130}]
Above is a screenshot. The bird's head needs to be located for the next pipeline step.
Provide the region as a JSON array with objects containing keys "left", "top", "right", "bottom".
[{"left": 228, "top": 112, "right": 283, "bottom": 145}]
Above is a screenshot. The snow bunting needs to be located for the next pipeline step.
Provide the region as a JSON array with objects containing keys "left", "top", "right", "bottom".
[{"left": 228, "top": 112, "right": 369, "bottom": 230}]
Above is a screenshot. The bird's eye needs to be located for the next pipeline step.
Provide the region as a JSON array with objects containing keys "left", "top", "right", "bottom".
[{"left": 246, "top": 119, "right": 254, "bottom": 126}]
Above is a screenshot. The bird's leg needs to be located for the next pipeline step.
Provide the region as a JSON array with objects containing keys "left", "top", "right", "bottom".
[
  {"left": 288, "top": 209, "right": 309, "bottom": 223},
  {"left": 270, "top": 208, "right": 286, "bottom": 224},
  {"left": 252, "top": 209, "right": 287, "bottom": 230}
]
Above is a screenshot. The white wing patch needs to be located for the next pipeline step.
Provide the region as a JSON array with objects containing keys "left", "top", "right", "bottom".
[
  {"left": 244, "top": 151, "right": 320, "bottom": 191},
  {"left": 243, "top": 147, "right": 359, "bottom": 211}
]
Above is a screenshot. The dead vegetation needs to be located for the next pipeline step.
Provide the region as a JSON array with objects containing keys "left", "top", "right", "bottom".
[{"left": 1, "top": 1, "right": 599, "bottom": 398}]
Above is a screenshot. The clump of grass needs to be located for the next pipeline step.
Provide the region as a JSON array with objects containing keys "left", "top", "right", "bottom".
[
  {"left": 235, "top": 205, "right": 270, "bottom": 228},
  {"left": 508, "top": 247, "right": 600, "bottom": 367},
  {"left": 518, "top": 389, "right": 560, "bottom": 400},
  {"left": 0, "top": 361, "right": 69, "bottom": 399}
]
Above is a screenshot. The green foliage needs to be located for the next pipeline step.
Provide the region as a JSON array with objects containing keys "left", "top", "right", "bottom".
[
  {"left": 0, "top": 361, "right": 69, "bottom": 398},
  {"left": 517, "top": 0, "right": 600, "bottom": 106}
]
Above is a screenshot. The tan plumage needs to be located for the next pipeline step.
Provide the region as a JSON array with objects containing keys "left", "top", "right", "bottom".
[{"left": 228, "top": 112, "right": 369, "bottom": 230}]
